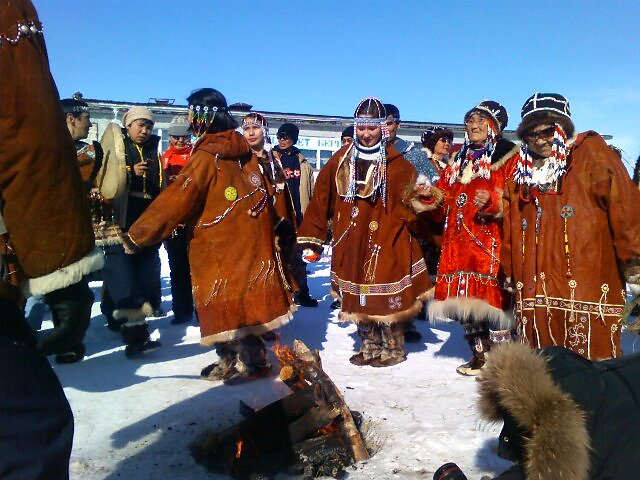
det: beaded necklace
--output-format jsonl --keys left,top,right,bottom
{"left": 448, "top": 121, "right": 497, "bottom": 185}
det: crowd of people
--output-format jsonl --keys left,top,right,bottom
{"left": 3, "top": 1, "right": 640, "bottom": 478}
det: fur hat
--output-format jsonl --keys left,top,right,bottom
{"left": 516, "top": 93, "right": 575, "bottom": 139}
{"left": 277, "top": 123, "right": 299, "bottom": 143}
{"left": 122, "top": 106, "right": 154, "bottom": 127}
{"left": 421, "top": 126, "right": 454, "bottom": 151}
{"left": 465, "top": 100, "right": 508, "bottom": 132}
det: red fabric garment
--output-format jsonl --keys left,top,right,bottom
{"left": 161, "top": 144, "right": 191, "bottom": 185}
{"left": 431, "top": 139, "right": 519, "bottom": 326}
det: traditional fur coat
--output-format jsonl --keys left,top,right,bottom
{"left": 501, "top": 132, "right": 640, "bottom": 359}
{"left": 430, "top": 138, "right": 519, "bottom": 326}
{"left": 127, "top": 130, "right": 295, "bottom": 345}
{"left": 0, "top": 0, "right": 102, "bottom": 302}
{"left": 479, "top": 342, "right": 640, "bottom": 480}
{"left": 298, "top": 142, "right": 432, "bottom": 325}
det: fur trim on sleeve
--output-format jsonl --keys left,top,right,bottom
{"left": 477, "top": 343, "right": 591, "bottom": 480}
{"left": 24, "top": 247, "right": 104, "bottom": 296}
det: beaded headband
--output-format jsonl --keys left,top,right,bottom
{"left": 189, "top": 104, "right": 227, "bottom": 138}
{"left": 63, "top": 105, "right": 89, "bottom": 114}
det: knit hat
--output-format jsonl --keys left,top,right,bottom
{"left": 521, "top": 93, "right": 571, "bottom": 120}
{"left": 465, "top": 100, "right": 508, "bottom": 132}
{"left": 341, "top": 125, "right": 354, "bottom": 140}
{"left": 421, "top": 126, "right": 454, "bottom": 151}
{"left": 168, "top": 116, "right": 191, "bottom": 136}
{"left": 122, "top": 106, "right": 154, "bottom": 127}
{"left": 383, "top": 103, "right": 400, "bottom": 122}
{"left": 277, "top": 123, "right": 299, "bottom": 143}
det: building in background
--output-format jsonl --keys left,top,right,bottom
{"left": 79, "top": 95, "right": 519, "bottom": 170}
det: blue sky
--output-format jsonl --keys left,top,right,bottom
{"left": 36, "top": 0, "right": 640, "bottom": 167}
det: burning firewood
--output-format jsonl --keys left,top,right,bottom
{"left": 191, "top": 339, "right": 370, "bottom": 479}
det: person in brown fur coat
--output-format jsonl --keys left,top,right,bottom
{"left": 125, "top": 88, "right": 295, "bottom": 384}
{"left": 1, "top": 0, "right": 102, "bottom": 476}
{"left": 298, "top": 97, "right": 432, "bottom": 367}
{"left": 502, "top": 93, "right": 640, "bottom": 360}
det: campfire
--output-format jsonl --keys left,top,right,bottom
{"left": 191, "top": 340, "right": 370, "bottom": 479}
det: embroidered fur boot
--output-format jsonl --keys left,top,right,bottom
{"left": 371, "top": 323, "right": 406, "bottom": 367}
{"left": 457, "top": 323, "right": 490, "bottom": 376}
{"left": 350, "top": 322, "right": 382, "bottom": 366}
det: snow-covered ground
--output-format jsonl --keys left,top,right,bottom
{"left": 45, "top": 248, "right": 639, "bottom": 480}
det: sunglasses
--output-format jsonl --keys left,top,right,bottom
{"left": 277, "top": 133, "right": 291, "bottom": 140}
{"left": 438, "top": 137, "right": 452, "bottom": 144}
{"left": 524, "top": 125, "right": 556, "bottom": 141}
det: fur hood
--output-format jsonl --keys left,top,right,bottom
{"left": 477, "top": 343, "right": 591, "bottom": 480}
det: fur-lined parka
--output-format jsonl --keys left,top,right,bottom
{"left": 0, "top": 0, "right": 103, "bottom": 303}
{"left": 297, "top": 142, "right": 432, "bottom": 325}
{"left": 502, "top": 132, "right": 640, "bottom": 359}
{"left": 127, "top": 130, "right": 295, "bottom": 345}
{"left": 479, "top": 342, "right": 640, "bottom": 480}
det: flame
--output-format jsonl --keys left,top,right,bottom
{"left": 273, "top": 342, "right": 309, "bottom": 389}
{"left": 315, "top": 420, "right": 339, "bottom": 437}
{"left": 235, "top": 439, "right": 243, "bottom": 459}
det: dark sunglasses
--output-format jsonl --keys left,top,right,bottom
{"left": 524, "top": 125, "right": 556, "bottom": 141}
{"left": 277, "top": 133, "right": 291, "bottom": 140}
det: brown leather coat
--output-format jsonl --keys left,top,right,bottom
{"left": 298, "top": 143, "right": 432, "bottom": 324}
{"left": 1, "top": 0, "right": 99, "bottom": 302}
{"left": 502, "top": 132, "right": 640, "bottom": 359}
{"left": 128, "top": 130, "right": 295, "bottom": 345}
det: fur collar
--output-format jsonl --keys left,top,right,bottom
{"left": 478, "top": 343, "right": 590, "bottom": 480}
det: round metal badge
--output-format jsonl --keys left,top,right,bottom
{"left": 368, "top": 220, "right": 379, "bottom": 231}
{"left": 224, "top": 186, "right": 238, "bottom": 201}
{"left": 456, "top": 193, "right": 468, "bottom": 207}
{"left": 560, "top": 205, "right": 574, "bottom": 218}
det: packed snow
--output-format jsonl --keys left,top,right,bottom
{"left": 43, "top": 248, "right": 639, "bottom": 480}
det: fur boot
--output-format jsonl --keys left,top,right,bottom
{"left": 223, "top": 335, "right": 271, "bottom": 385}
{"left": 371, "top": 323, "right": 406, "bottom": 367}
{"left": 456, "top": 322, "right": 490, "bottom": 376}
{"left": 350, "top": 322, "right": 382, "bottom": 366}
{"left": 117, "top": 303, "right": 160, "bottom": 358}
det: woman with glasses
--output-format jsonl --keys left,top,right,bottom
{"left": 428, "top": 101, "right": 519, "bottom": 376}
{"left": 501, "top": 93, "right": 640, "bottom": 360}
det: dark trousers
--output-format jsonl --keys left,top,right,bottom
{"left": 0, "top": 299, "right": 73, "bottom": 480}
{"left": 288, "top": 248, "right": 308, "bottom": 292}
{"left": 164, "top": 227, "right": 194, "bottom": 316}
{"left": 101, "top": 242, "right": 160, "bottom": 311}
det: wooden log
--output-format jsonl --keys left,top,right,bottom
{"left": 283, "top": 339, "right": 370, "bottom": 462}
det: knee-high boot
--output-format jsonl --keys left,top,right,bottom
{"left": 371, "top": 322, "right": 406, "bottom": 367}
{"left": 350, "top": 322, "right": 382, "bottom": 366}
